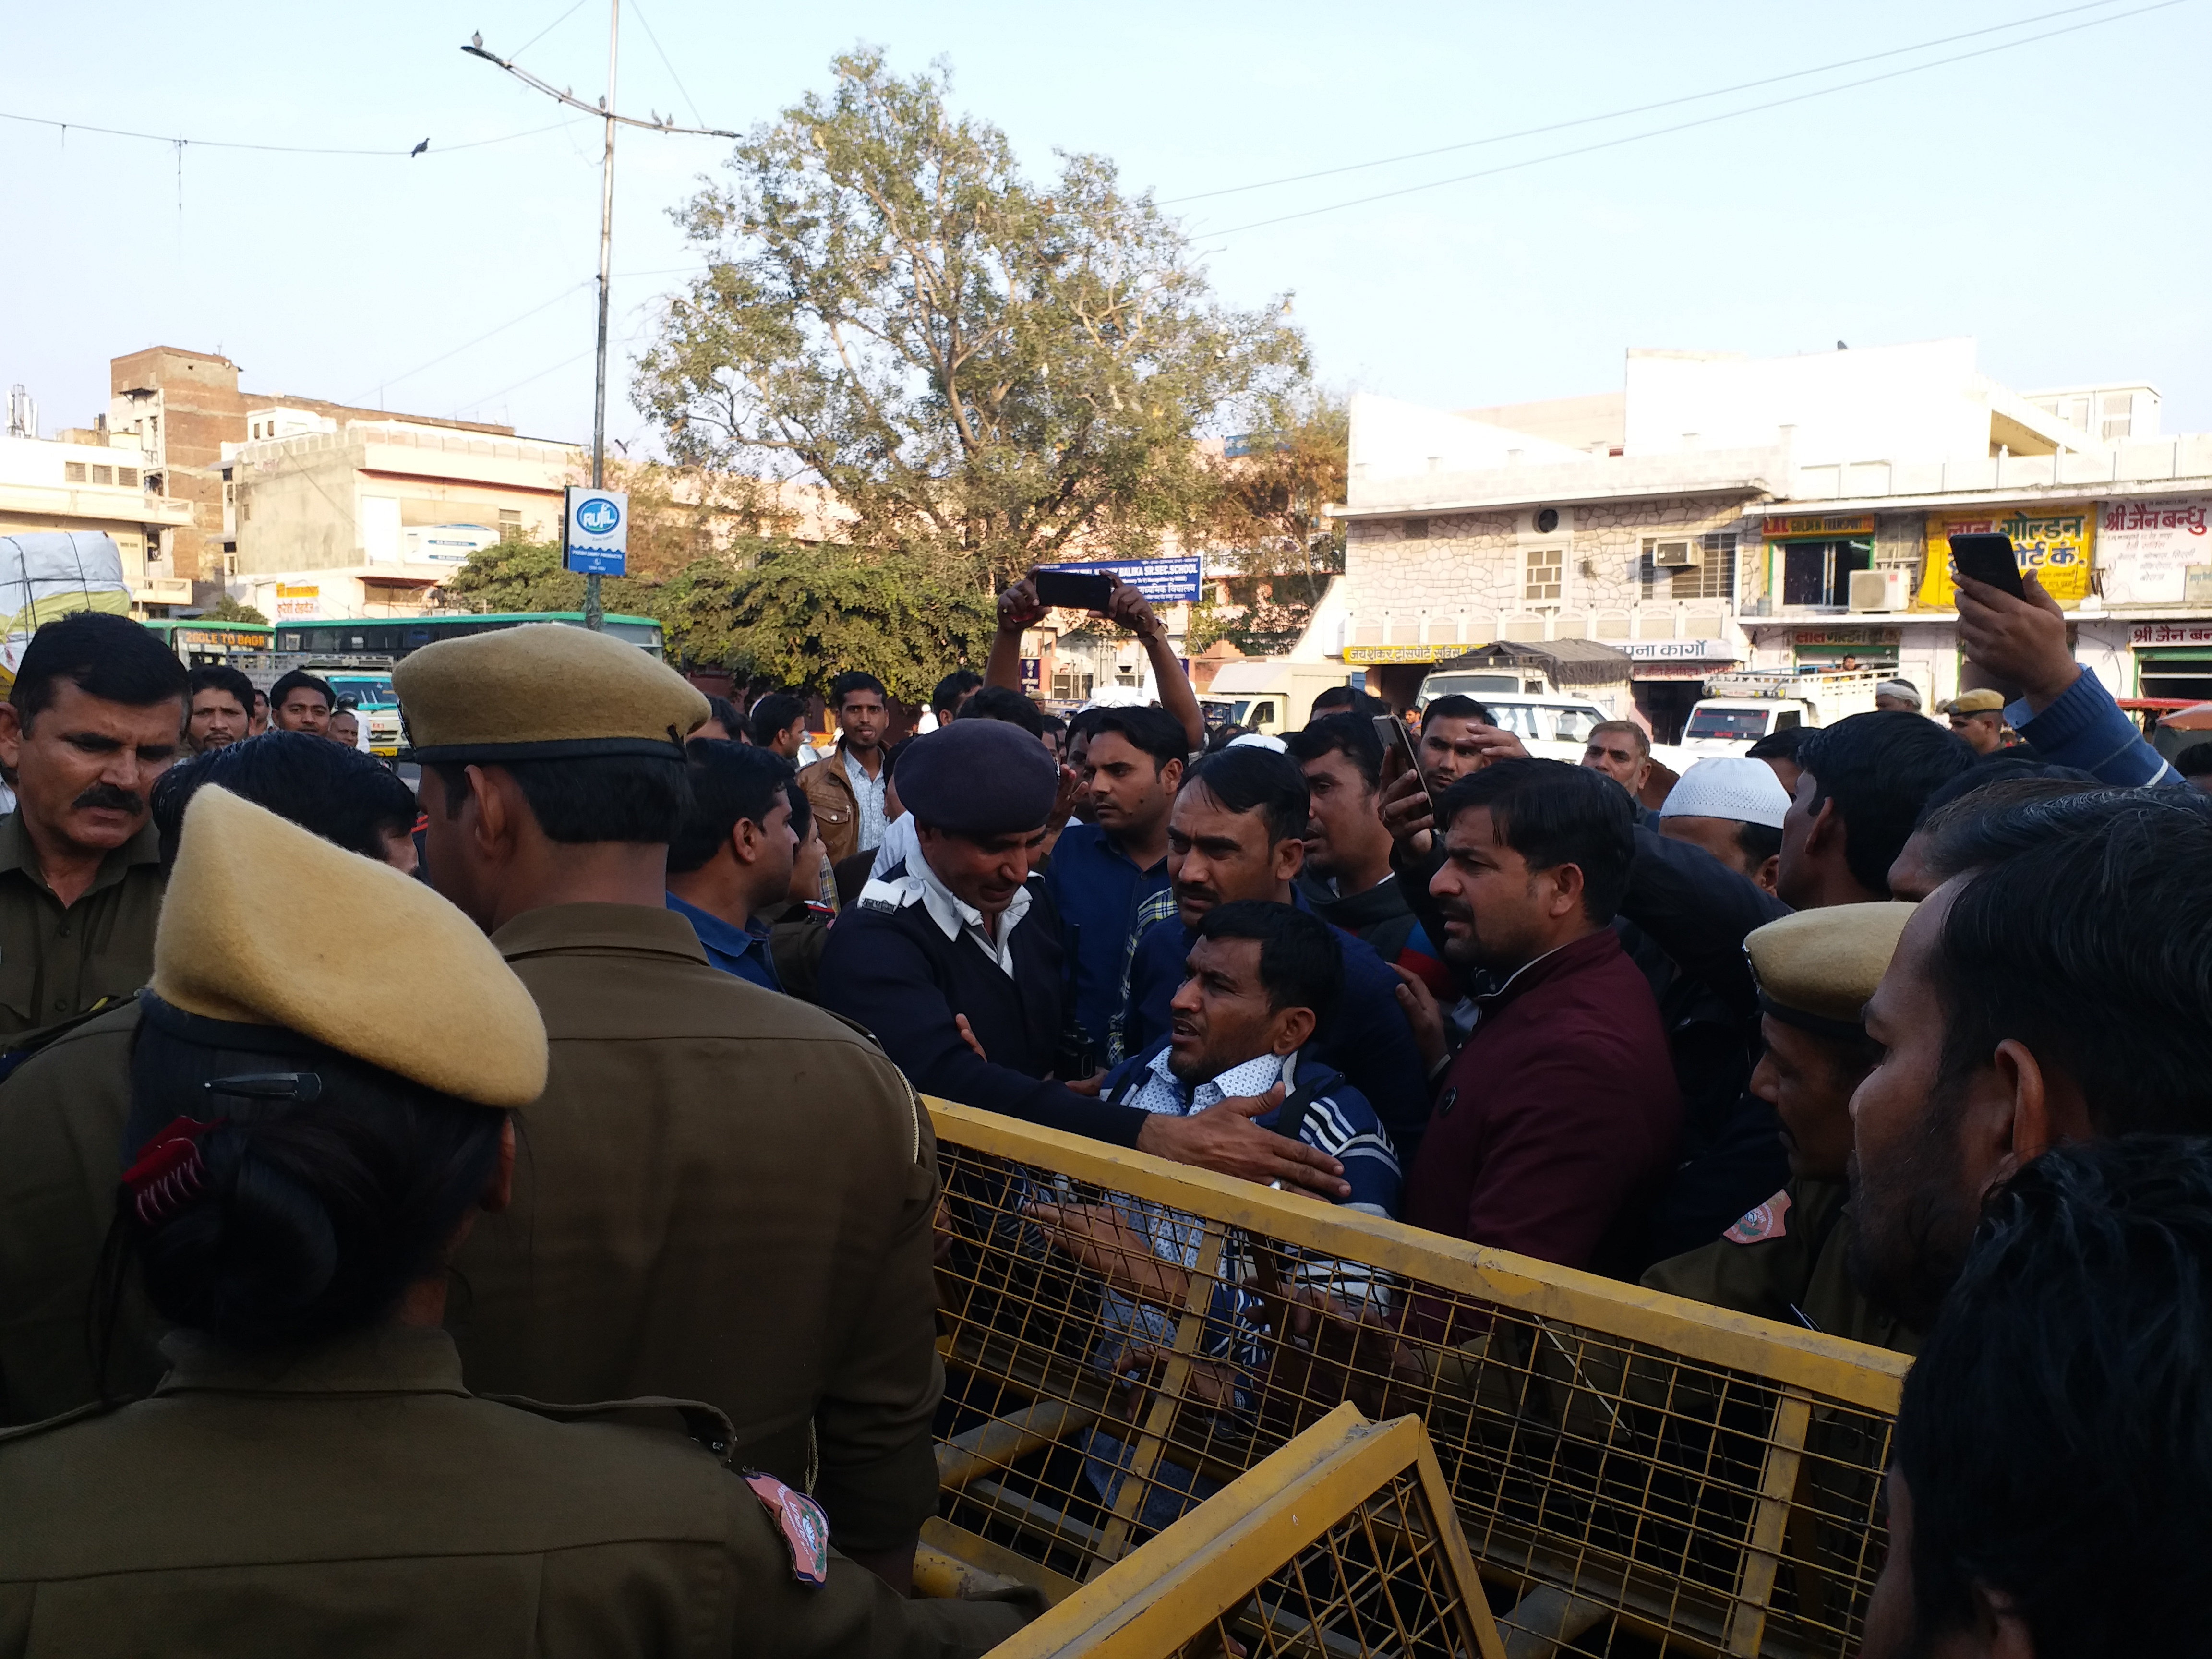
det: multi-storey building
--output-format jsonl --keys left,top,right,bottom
{"left": 0, "top": 428, "right": 195, "bottom": 614}
{"left": 1336, "top": 338, "right": 2212, "bottom": 733}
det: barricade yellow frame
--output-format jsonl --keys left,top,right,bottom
{"left": 926, "top": 1099, "right": 1910, "bottom": 1658}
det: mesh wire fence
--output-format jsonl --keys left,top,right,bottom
{"left": 988, "top": 1406, "right": 1504, "bottom": 1659}
{"left": 927, "top": 1104, "right": 1906, "bottom": 1659}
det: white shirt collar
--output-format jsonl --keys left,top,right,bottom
{"left": 1128, "top": 1045, "right": 1290, "bottom": 1117}
{"left": 912, "top": 844, "right": 1032, "bottom": 977}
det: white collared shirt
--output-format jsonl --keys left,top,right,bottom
{"left": 841, "top": 743, "right": 889, "bottom": 852}
{"left": 856, "top": 845, "right": 1033, "bottom": 978}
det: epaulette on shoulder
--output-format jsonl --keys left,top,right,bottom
{"left": 854, "top": 875, "right": 926, "bottom": 915}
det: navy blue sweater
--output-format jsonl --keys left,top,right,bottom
{"left": 817, "top": 874, "right": 1148, "bottom": 1148}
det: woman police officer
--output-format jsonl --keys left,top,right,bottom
{"left": 0, "top": 785, "right": 1028, "bottom": 1658}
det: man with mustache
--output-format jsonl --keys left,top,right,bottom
{"left": 0, "top": 612, "right": 186, "bottom": 1049}
{"left": 1119, "top": 745, "right": 1431, "bottom": 1160}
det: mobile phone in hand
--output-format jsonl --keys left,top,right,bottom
{"left": 1948, "top": 533, "right": 2026, "bottom": 600}
{"left": 1032, "top": 569, "right": 1116, "bottom": 612}
{"left": 1372, "top": 713, "right": 1439, "bottom": 814}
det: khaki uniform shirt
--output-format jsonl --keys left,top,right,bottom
{"left": 457, "top": 902, "right": 944, "bottom": 1556}
{"left": 0, "top": 813, "right": 163, "bottom": 1044}
{"left": 0, "top": 1001, "right": 149, "bottom": 1423}
{"left": 1641, "top": 1177, "right": 1920, "bottom": 1356}
{"left": 0, "top": 1327, "right": 1026, "bottom": 1659}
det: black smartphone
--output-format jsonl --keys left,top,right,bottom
{"left": 1372, "top": 713, "right": 1439, "bottom": 813}
{"left": 1949, "top": 532, "right": 2026, "bottom": 600}
{"left": 1032, "top": 569, "right": 1115, "bottom": 612}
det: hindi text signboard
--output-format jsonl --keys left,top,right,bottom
{"left": 2096, "top": 497, "right": 2212, "bottom": 605}
{"left": 1919, "top": 506, "right": 2094, "bottom": 608}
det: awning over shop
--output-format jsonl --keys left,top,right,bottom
{"left": 1431, "top": 638, "right": 1635, "bottom": 688}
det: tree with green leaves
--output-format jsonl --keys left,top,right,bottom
{"left": 440, "top": 540, "right": 662, "bottom": 619}
{"left": 635, "top": 48, "right": 1309, "bottom": 596}
{"left": 1187, "top": 390, "right": 1349, "bottom": 657}
{"left": 202, "top": 592, "right": 269, "bottom": 625}
{"left": 659, "top": 542, "right": 995, "bottom": 701}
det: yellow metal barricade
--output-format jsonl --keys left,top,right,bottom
{"left": 926, "top": 1100, "right": 1907, "bottom": 1658}
{"left": 989, "top": 1402, "right": 1506, "bottom": 1659}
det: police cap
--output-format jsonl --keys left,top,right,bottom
{"left": 1744, "top": 901, "right": 1917, "bottom": 1040}
{"left": 150, "top": 785, "right": 548, "bottom": 1107}
{"left": 394, "top": 622, "right": 709, "bottom": 764}
{"left": 895, "top": 720, "right": 1058, "bottom": 837}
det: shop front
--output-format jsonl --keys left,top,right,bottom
{"left": 2132, "top": 623, "right": 2212, "bottom": 705}
{"left": 1788, "top": 625, "right": 1902, "bottom": 675}
{"left": 1919, "top": 505, "right": 2095, "bottom": 608}
{"left": 1620, "top": 638, "right": 1743, "bottom": 742}
{"left": 1762, "top": 514, "right": 1875, "bottom": 609}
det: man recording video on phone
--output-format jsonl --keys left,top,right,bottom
{"left": 1948, "top": 538, "right": 2171, "bottom": 787}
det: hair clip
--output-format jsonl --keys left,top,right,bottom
{"left": 202, "top": 1072, "right": 324, "bottom": 1103}
{"left": 120, "top": 1115, "right": 221, "bottom": 1228}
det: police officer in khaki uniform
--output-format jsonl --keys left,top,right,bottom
{"left": 0, "top": 733, "right": 433, "bottom": 1423}
{"left": 395, "top": 625, "right": 942, "bottom": 1590}
{"left": 1642, "top": 902, "right": 1921, "bottom": 1355}
{"left": 0, "top": 786, "right": 1027, "bottom": 1657}
{"left": 0, "top": 612, "right": 187, "bottom": 1051}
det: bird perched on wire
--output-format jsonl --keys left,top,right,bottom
{"left": 410, "top": 138, "right": 430, "bottom": 158}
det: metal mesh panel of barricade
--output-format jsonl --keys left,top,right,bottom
{"left": 926, "top": 1102, "right": 1907, "bottom": 1659}
{"left": 984, "top": 1404, "right": 1506, "bottom": 1659}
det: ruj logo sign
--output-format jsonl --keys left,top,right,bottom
{"left": 563, "top": 486, "right": 630, "bottom": 577}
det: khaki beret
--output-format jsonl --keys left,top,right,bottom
{"left": 1744, "top": 901, "right": 1918, "bottom": 1039}
{"left": 1945, "top": 688, "right": 2007, "bottom": 715}
{"left": 393, "top": 622, "right": 709, "bottom": 763}
{"left": 151, "top": 786, "right": 548, "bottom": 1107}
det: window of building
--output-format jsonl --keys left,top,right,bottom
{"left": 1638, "top": 532, "right": 1738, "bottom": 601}
{"left": 90, "top": 465, "right": 112, "bottom": 486}
{"left": 1404, "top": 518, "right": 1429, "bottom": 539}
{"left": 1523, "top": 544, "right": 1563, "bottom": 601}
{"left": 1779, "top": 538, "right": 1872, "bottom": 609}
{"left": 498, "top": 508, "right": 523, "bottom": 542}
{"left": 117, "top": 467, "right": 138, "bottom": 488}
{"left": 2101, "top": 393, "right": 2134, "bottom": 442}
{"left": 64, "top": 461, "right": 86, "bottom": 483}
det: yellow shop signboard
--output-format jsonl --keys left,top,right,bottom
{"left": 1919, "top": 505, "right": 2094, "bottom": 608}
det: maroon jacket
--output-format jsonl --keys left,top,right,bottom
{"left": 1403, "top": 927, "right": 1682, "bottom": 1275}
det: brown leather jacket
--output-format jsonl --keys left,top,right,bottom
{"left": 797, "top": 746, "right": 868, "bottom": 866}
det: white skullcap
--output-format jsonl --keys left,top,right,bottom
{"left": 1226, "top": 732, "right": 1288, "bottom": 752}
{"left": 1876, "top": 677, "right": 1923, "bottom": 709}
{"left": 1659, "top": 756, "right": 1792, "bottom": 829}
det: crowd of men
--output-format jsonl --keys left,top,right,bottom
{"left": 0, "top": 552, "right": 2205, "bottom": 1656}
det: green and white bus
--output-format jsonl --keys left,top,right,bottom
{"left": 270, "top": 612, "right": 665, "bottom": 661}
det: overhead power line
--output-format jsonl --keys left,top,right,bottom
{"left": 1199, "top": 0, "right": 2190, "bottom": 237}
{"left": 1164, "top": 0, "right": 2141, "bottom": 205}
{"left": 343, "top": 280, "right": 594, "bottom": 405}
{"left": 0, "top": 108, "right": 580, "bottom": 157}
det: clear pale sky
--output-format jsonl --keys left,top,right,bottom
{"left": 3, "top": 0, "right": 2205, "bottom": 452}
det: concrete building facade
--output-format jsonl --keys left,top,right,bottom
{"left": 105, "top": 347, "right": 521, "bottom": 590}
{"left": 222, "top": 418, "right": 575, "bottom": 622}
{"left": 1337, "top": 338, "right": 2212, "bottom": 731}
{"left": 0, "top": 432, "right": 196, "bottom": 613}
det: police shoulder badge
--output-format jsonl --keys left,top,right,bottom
{"left": 744, "top": 1470, "right": 830, "bottom": 1586}
{"left": 1724, "top": 1189, "right": 1793, "bottom": 1246}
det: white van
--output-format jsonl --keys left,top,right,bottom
{"left": 1677, "top": 670, "right": 1882, "bottom": 757}
{"left": 1416, "top": 688, "right": 1612, "bottom": 765}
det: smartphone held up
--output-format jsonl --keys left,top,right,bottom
{"left": 1948, "top": 532, "right": 2026, "bottom": 600}
{"left": 1031, "top": 569, "right": 1116, "bottom": 613}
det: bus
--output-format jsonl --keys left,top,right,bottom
{"left": 142, "top": 619, "right": 276, "bottom": 666}
{"left": 270, "top": 611, "right": 665, "bottom": 661}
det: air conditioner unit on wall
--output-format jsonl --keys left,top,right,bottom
{"left": 1849, "top": 569, "right": 1908, "bottom": 612}
{"left": 1652, "top": 542, "right": 1700, "bottom": 568}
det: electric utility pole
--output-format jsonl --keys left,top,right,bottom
{"left": 462, "top": 12, "right": 736, "bottom": 630}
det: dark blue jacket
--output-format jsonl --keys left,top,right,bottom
{"left": 2010, "top": 672, "right": 2175, "bottom": 785}
{"left": 1120, "top": 890, "right": 1431, "bottom": 1160}
{"left": 1043, "top": 821, "right": 1170, "bottom": 1050}
{"left": 1102, "top": 1038, "right": 1401, "bottom": 1219}
{"left": 817, "top": 869, "right": 1148, "bottom": 1148}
